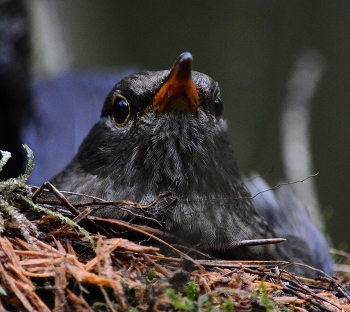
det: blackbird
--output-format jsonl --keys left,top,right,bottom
{"left": 51, "top": 52, "right": 332, "bottom": 275}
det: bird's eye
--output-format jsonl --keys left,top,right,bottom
{"left": 214, "top": 95, "right": 224, "bottom": 119}
{"left": 112, "top": 95, "right": 130, "bottom": 126}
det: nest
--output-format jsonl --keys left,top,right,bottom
{"left": 0, "top": 146, "right": 350, "bottom": 311}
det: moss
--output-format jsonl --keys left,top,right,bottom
{"left": 0, "top": 145, "right": 95, "bottom": 250}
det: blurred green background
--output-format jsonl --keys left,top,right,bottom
{"left": 26, "top": 1, "right": 350, "bottom": 248}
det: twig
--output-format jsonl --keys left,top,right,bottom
{"left": 321, "top": 276, "right": 350, "bottom": 302}
{"left": 90, "top": 216, "right": 176, "bottom": 240}
{"left": 250, "top": 173, "right": 319, "bottom": 200}
{"left": 90, "top": 216, "right": 206, "bottom": 273}
{"left": 32, "top": 182, "right": 110, "bottom": 237}
{"left": 223, "top": 238, "right": 286, "bottom": 249}
{"left": 197, "top": 259, "right": 289, "bottom": 268}
{"left": 283, "top": 285, "right": 334, "bottom": 312}
{"left": 49, "top": 208, "right": 92, "bottom": 235}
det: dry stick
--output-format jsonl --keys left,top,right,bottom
{"left": 95, "top": 236, "right": 127, "bottom": 311}
{"left": 249, "top": 173, "right": 319, "bottom": 200}
{"left": 0, "top": 262, "right": 34, "bottom": 311}
{"left": 279, "top": 264, "right": 342, "bottom": 311}
{"left": 49, "top": 208, "right": 92, "bottom": 235}
{"left": 320, "top": 276, "right": 350, "bottom": 302}
{"left": 244, "top": 267, "right": 291, "bottom": 280}
{"left": 91, "top": 216, "right": 176, "bottom": 240}
{"left": 147, "top": 254, "right": 182, "bottom": 263}
{"left": 66, "top": 289, "right": 94, "bottom": 312}
{"left": 222, "top": 238, "right": 286, "bottom": 249}
{"left": 283, "top": 285, "right": 334, "bottom": 312}
{"left": 100, "top": 286, "right": 119, "bottom": 312}
{"left": 288, "top": 279, "right": 342, "bottom": 311}
{"left": 56, "top": 190, "right": 173, "bottom": 204}
{"left": 237, "top": 238, "right": 286, "bottom": 247}
{"left": 197, "top": 259, "right": 288, "bottom": 268}
{"left": 90, "top": 216, "right": 206, "bottom": 273}
{"left": 279, "top": 262, "right": 331, "bottom": 281}
{"left": 245, "top": 266, "right": 317, "bottom": 289}
{"left": 36, "top": 191, "right": 172, "bottom": 210}
{"left": 36, "top": 191, "right": 173, "bottom": 226}
{"left": 54, "top": 252, "right": 68, "bottom": 312}
{"left": 245, "top": 267, "right": 337, "bottom": 311}
{"left": 32, "top": 182, "right": 110, "bottom": 237}
{"left": 171, "top": 243, "right": 217, "bottom": 259}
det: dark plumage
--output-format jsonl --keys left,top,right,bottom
{"left": 52, "top": 53, "right": 332, "bottom": 275}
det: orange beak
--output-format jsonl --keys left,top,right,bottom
{"left": 153, "top": 52, "right": 200, "bottom": 115}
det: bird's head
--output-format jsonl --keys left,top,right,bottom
{"left": 101, "top": 52, "right": 223, "bottom": 124}
{"left": 74, "top": 53, "right": 244, "bottom": 201}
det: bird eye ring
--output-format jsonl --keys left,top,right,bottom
{"left": 214, "top": 95, "right": 224, "bottom": 119}
{"left": 112, "top": 94, "right": 131, "bottom": 126}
